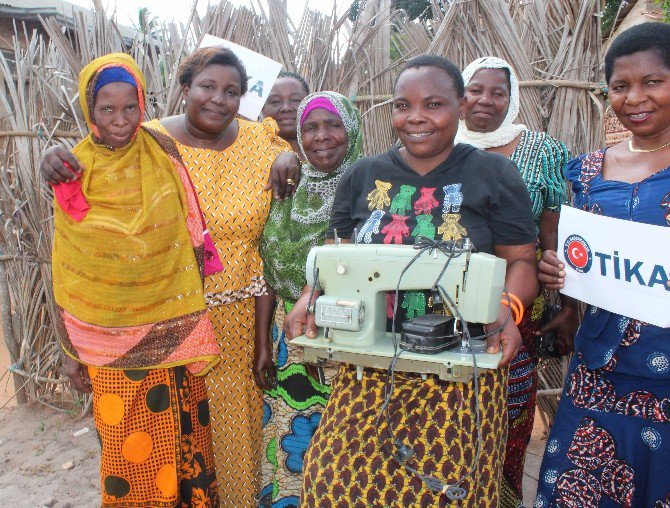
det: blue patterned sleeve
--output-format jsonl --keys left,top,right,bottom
{"left": 564, "top": 154, "right": 587, "bottom": 209}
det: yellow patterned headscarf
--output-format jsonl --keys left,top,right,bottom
{"left": 52, "top": 53, "right": 219, "bottom": 375}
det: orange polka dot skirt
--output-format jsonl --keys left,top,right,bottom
{"left": 90, "top": 366, "right": 218, "bottom": 507}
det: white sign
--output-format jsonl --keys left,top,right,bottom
{"left": 198, "top": 34, "right": 283, "bottom": 120}
{"left": 557, "top": 206, "right": 670, "bottom": 327}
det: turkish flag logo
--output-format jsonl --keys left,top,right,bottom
{"left": 564, "top": 234, "right": 592, "bottom": 273}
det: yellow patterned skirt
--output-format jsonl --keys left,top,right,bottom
{"left": 206, "top": 298, "right": 263, "bottom": 507}
{"left": 301, "top": 365, "right": 508, "bottom": 507}
{"left": 90, "top": 366, "right": 217, "bottom": 507}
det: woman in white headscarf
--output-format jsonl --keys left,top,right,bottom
{"left": 456, "top": 56, "right": 576, "bottom": 508}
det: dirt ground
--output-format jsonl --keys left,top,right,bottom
{"left": 0, "top": 403, "right": 99, "bottom": 507}
{"left": 0, "top": 402, "right": 548, "bottom": 507}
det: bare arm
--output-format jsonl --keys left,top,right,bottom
{"left": 253, "top": 284, "right": 277, "bottom": 390}
{"left": 538, "top": 209, "right": 560, "bottom": 252}
{"left": 487, "top": 243, "right": 539, "bottom": 367}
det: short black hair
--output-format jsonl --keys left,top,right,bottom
{"left": 605, "top": 22, "right": 670, "bottom": 83}
{"left": 395, "top": 55, "right": 465, "bottom": 97}
{"left": 178, "top": 46, "right": 249, "bottom": 95}
{"left": 277, "top": 71, "right": 310, "bottom": 95}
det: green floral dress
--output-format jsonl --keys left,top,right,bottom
{"left": 258, "top": 92, "right": 362, "bottom": 508}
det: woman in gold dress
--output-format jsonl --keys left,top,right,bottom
{"left": 43, "top": 47, "right": 298, "bottom": 507}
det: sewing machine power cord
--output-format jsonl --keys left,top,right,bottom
{"left": 376, "top": 237, "right": 512, "bottom": 502}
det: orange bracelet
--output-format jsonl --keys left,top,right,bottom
{"left": 506, "top": 292, "right": 524, "bottom": 316}
{"left": 500, "top": 299, "right": 521, "bottom": 325}
{"left": 500, "top": 292, "right": 524, "bottom": 325}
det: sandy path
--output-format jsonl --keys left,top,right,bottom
{"left": 0, "top": 401, "right": 548, "bottom": 507}
{"left": 0, "top": 403, "right": 99, "bottom": 507}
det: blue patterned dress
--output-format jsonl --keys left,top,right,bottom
{"left": 535, "top": 149, "right": 670, "bottom": 507}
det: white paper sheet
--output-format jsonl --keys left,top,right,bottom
{"left": 557, "top": 206, "right": 670, "bottom": 327}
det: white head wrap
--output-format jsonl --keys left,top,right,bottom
{"left": 455, "top": 56, "right": 527, "bottom": 149}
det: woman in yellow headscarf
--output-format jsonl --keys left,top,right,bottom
{"left": 52, "top": 53, "right": 221, "bottom": 508}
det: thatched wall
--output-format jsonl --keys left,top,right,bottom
{"left": 0, "top": 0, "right": 605, "bottom": 410}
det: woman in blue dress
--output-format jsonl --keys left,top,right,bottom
{"left": 535, "top": 22, "right": 670, "bottom": 507}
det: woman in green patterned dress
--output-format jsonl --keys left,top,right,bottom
{"left": 455, "top": 56, "right": 574, "bottom": 507}
{"left": 254, "top": 91, "right": 363, "bottom": 508}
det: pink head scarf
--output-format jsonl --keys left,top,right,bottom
{"left": 299, "top": 97, "right": 340, "bottom": 126}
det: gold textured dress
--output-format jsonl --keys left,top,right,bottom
{"left": 146, "top": 117, "right": 288, "bottom": 507}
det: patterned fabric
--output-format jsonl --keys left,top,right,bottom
{"left": 328, "top": 145, "right": 536, "bottom": 253}
{"left": 145, "top": 117, "right": 287, "bottom": 298}
{"left": 53, "top": 54, "right": 219, "bottom": 376}
{"left": 300, "top": 365, "right": 509, "bottom": 507}
{"left": 146, "top": 117, "right": 289, "bottom": 506}
{"left": 509, "top": 130, "right": 569, "bottom": 228}
{"left": 259, "top": 92, "right": 361, "bottom": 504}
{"left": 318, "top": 144, "right": 534, "bottom": 506}
{"left": 90, "top": 366, "right": 217, "bottom": 507}
{"left": 204, "top": 276, "right": 267, "bottom": 307}
{"left": 208, "top": 300, "right": 263, "bottom": 507}
{"left": 501, "top": 313, "right": 539, "bottom": 508}
{"left": 57, "top": 309, "right": 218, "bottom": 376}
{"left": 261, "top": 91, "right": 363, "bottom": 301}
{"left": 501, "top": 129, "right": 569, "bottom": 506}
{"left": 259, "top": 300, "right": 336, "bottom": 508}
{"left": 536, "top": 151, "right": 670, "bottom": 506}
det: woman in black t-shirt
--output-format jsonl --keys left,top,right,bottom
{"left": 285, "top": 55, "right": 537, "bottom": 507}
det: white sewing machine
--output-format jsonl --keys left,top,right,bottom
{"left": 290, "top": 242, "right": 507, "bottom": 382}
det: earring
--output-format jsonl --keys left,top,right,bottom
{"left": 181, "top": 98, "right": 186, "bottom": 107}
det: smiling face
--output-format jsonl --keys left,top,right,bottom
{"left": 300, "top": 108, "right": 348, "bottom": 173}
{"left": 463, "top": 68, "right": 511, "bottom": 133}
{"left": 608, "top": 49, "right": 670, "bottom": 142}
{"left": 392, "top": 66, "right": 466, "bottom": 174}
{"left": 183, "top": 64, "right": 242, "bottom": 136}
{"left": 261, "top": 77, "right": 307, "bottom": 141}
{"left": 92, "top": 82, "right": 141, "bottom": 148}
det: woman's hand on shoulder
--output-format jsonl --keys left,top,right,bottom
{"left": 40, "top": 145, "right": 82, "bottom": 185}
{"left": 538, "top": 250, "right": 565, "bottom": 290}
{"left": 265, "top": 152, "right": 301, "bottom": 201}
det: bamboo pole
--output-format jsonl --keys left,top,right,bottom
{"left": 354, "top": 79, "right": 606, "bottom": 102}
{"left": 0, "top": 254, "right": 28, "bottom": 404}
{"left": 0, "top": 130, "right": 81, "bottom": 138}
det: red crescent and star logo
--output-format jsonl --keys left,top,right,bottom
{"left": 564, "top": 234, "right": 592, "bottom": 273}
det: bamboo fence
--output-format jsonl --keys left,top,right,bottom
{"left": 0, "top": 0, "right": 605, "bottom": 417}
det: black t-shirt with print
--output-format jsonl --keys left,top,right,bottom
{"left": 327, "top": 143, "right": 536, "bottom": 254}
